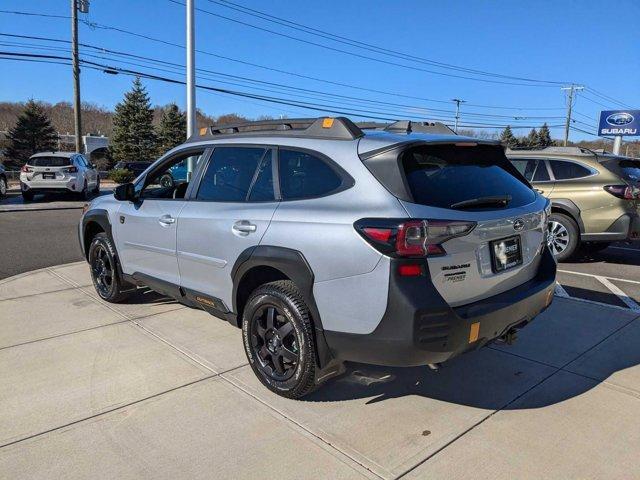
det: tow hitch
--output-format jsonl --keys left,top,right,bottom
{"left": 496, "top": 327, "right": 519, "bottom": 345}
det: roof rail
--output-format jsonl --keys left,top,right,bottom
{"left": 506, "top": 146, "right": 598, "bottom": 156}
{"left": 192, "top": 117, "right": 364, "bottom": 141}
{"left": 357, "top": 120, "right": 455, "bottom": 135}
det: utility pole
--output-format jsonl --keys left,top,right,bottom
{"left": 186, "top": 0, "right": 196, "bottom": 178}
{"left": 71, "top": 0, "right": 82, "bottom": 153}
{"left": 561, "top": 84, "right": 584, "bottom": 146}
{"left": 452, "top": 98, "right": 466, "bottom": 133}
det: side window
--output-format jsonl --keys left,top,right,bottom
{"left": 549, "top": 160, "right": 592, "bottom": 180}
{"left": 248, "top": 150, "right": 275, "bottom": 202}
{"left": 279, "top": 149, "right": 344, "bottom": 200}
{"left": 196, "top": 147, "right": 269, "bottom": 202}
{"left": 511, "top": 159, "right": 537, "bottom": 181}
{"left": 532, "top": 160, "right": 550, "bottom": 182}
{"left": 75, "top": 156, "right": 87, "bottom": 168}
{"left": 140, "top": 149, "right": 206, "bottom": 199}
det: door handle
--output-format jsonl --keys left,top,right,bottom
{"left": 158, "top": 214, "right": 176, "bottom": 226}
{"left": 232, "top": 220, "right": 257, "bottom": 235}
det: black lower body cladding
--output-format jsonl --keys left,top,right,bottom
{"left": 324, "top": 246, "right": 557, "bottom": 367}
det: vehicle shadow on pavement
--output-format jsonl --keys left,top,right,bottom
{"left": 305, "top": 334, "right": 640, "bottom": 409}
{"left": 126, "top": 287, "right": 180, "bottom": 306}
{"left": 570, "top": 249, "right": 640, "bottom": 267}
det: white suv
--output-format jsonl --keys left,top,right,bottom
{"left": 79, "top": 117, "right": 556, "bottom": 399}
{"left": 20, "top": 152, "right": 100, "bottom": 201}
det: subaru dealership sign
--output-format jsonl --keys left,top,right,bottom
{"left": 598, "top": 110, "right": 640, "bottom": 136}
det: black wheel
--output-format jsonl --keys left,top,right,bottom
{"left": 21, "top": 189, "right": 34, "bottom": 202}
{"left": 92, "top": 176, "right": 100, "bottom": 194}
{"left": 78, "top": 180, "right": 89, "bottom": 200}
{"left": 0, "top": 176, "right": 7, "bottom": 198}
{"left": 88, "top": 232, "right": 133, "bottom": 303}
{"left": 242, "top": 280, "right": 318, "bottom": 399}
{"left": 547, "top": 213, "right": 579, "bottom": 262}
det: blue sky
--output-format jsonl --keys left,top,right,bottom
{"left": 1, "top": 0, "right": 638, "bottom": 141}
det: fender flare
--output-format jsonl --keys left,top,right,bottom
{"left": 550, "top": 199, "right": 584, "bottom": 233}
{"left": 80, "top": 208, "right": 113, "bottom": 258}
{"left": 231, "top": 245, "right": 334, "bottom": 368}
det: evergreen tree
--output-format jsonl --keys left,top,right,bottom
{"left": 6, "top": 100, "right": 59, "bottom": 166}
{"left": 110, "top": 77, "right": 157, "bottom": 163}
{"left": 526, "top": 128, "right": 540, "bottom": 147}
{"left": 538, "top": 123, "right": 554, "bottom": 147}
{"left": 157, "top": 103, "right": 186, "bottom": 154}
{"left": 500, "top": 125, "right": 519, "bottom": 148}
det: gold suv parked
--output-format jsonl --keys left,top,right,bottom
{"left": 507, "top": 146, "right": 640, "bottom": 261}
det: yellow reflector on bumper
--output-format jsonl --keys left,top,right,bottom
{"left": 469, "top": 322, "right": 480, "bottom": 343}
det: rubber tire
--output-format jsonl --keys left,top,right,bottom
{"left": 92, "top": 177, "right": 100, "bottom": 195}
{"left": 88, "top": 232, "right": 133, "bottom": 303}
{"left": 78, "top": 180, "right": 89, "bottom": 200}
{"left": 21, "top": 190, "right": 34, "bottom": 202}
{"left": 242, "top": 280, "right": 318, "bottom": 399}
{"left": 0, "top": 177, "right": 7, "bottom": 198}
{"left": 549, "top": 213, "right": 579, "bottom": 262}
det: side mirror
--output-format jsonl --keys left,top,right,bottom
{"left": 114, "top": 183, "right": 137, "bottom": 202}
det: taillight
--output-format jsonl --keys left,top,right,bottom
{"left": 64, "top": 166, "right": 78, "bottom": 173}
{"left": 21, "top": 165, "right": 33, "bottom": 173}
{"left": 355, "top": 218, "right": 476, "bottom": 257}
{"left": 603, "top": 185, "right": 638, "bottom": 200}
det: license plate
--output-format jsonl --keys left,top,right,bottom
{"left": 42, "top": 173, "right": 55, "bottom": 179}
{"left": 490, "top": 235, "right": 522, "bottom": 273}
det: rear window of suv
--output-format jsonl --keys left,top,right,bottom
{"left": 401, "top": 144, "right": 536, "bottom": 210}
{"left": 28, "top": 156, "right": 72, "bottom": 167}
{"left": 601, "top": 158, "right": 640, "bottom": 185}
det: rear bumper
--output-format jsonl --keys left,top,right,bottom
{"left": 324, "top": 246, "right": 557, "bottom": 367}
{"left": 21, "top": 178, "right": 80, "bottom": 193}
{"left": 581, "top": 212, "right": 640, "bottom": 242}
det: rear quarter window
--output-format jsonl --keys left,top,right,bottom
{"left": 402, "top": 144, "right": 536, "bottom": 209}
{"left": 278, "top": 148, "right": 350, "bottom": 200}
{"left": 548, "top": 160, "right": 592, "bottom": 180}
{"left": 601, "top": 158, "right": 640, "bottom": 185}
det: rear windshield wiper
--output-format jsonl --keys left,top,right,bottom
{"left": 450, "top": 195, "right": 512, "bottom": 210}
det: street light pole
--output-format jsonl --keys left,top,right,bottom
{"left": 452, "top": 98, "right": 465, "bottom": 133}
{"left": 71, "top": 0, "right": 82, "bottom": 153}
{"left": 186, "top": 0, "right": 196, "bottom": 178}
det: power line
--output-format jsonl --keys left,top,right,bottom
{"left": 204, "top": 0, "right": 566, "bottom": 85}
{"left": 166, "top": 0, "right": 561, "bottom": 88}
{"left": 585, "top": 87, "right": 633, "bottom": 109}
{"left": 0, "top": 32, "right": 567, "bottom": 120}
{"left": 0, "top": 50, "right": 565, "bottom": 131}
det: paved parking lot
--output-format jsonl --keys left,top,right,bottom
{"left": 1, "top": 262, "right": 639, "bottom": 479}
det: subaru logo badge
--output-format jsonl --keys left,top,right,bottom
{"left": 513, "top": 219, "right": 525, "bottom": 231}
{"left": 606, "top": 112, "right": 634, "bottom": 126}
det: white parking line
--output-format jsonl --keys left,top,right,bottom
{"left": 558, "top": 269, "right": 640, "bottom": 285}
{"left": 554, "top": 283, "right": 570, "bottom": 298}
{"left": 596, "top": 277, "right": 640, "bottom": 312}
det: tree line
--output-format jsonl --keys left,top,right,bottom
{"left": 2, "top": 77, "right": 638, "bottom": 168}
{"left": 499, "top": 124, "right": 554, "bottom": 149}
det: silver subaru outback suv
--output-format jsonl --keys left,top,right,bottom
{"left": 79, "top": 117, "right": 556, "bottom": 398}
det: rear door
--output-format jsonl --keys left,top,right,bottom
{"left": 389, "top": 143, "right": 547, "bottom": 307}
{"left": 176, "top": 146, "right": 279, "bottom": 310}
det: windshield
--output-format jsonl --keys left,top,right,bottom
{"left": 29, "top": 156, "right": 73, "bottom": 167}
{"left": 402, "top": 144, "right": 536, "bottom": 210}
